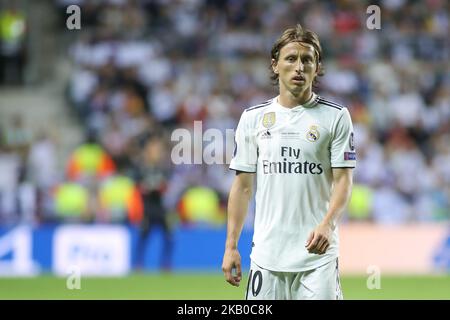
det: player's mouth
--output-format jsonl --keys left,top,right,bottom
{"left": 292, "top": 75, "right": 306, "bottom": 84}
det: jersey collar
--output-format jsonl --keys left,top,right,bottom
{"left": 274, "top": 92, "right": 319, "bottom": 112}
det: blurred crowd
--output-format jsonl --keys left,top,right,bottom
{"left": 0, "top": 0, "right": 449, "bottom": 227}
{"left": 0, "top": 1, "right": 27, "bottom": 85}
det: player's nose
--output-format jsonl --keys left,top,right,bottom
{"left": 295, "top": 61, "right": 304, "bottom": 73}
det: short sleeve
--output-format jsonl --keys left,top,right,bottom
{"left": 330, "top": 108, "right": 356, "bottom": 168}
{"left": 229, "top": 111, "right": 257, "bottom": 173}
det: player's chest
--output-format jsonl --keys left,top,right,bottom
{"left": 255, "top": 111, "right": 330, "bottom": 157}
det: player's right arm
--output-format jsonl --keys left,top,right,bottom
{"left": 222, "top": 171, "right": 254, "bottom": 287}
{"left": 223, "top": 108, "right": 257, "bottom": 286}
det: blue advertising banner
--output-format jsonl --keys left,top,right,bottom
{"left": 0, "top": 225, "right": 253, "bottom": 276}
{"left": 1, "top": 224, "right": 448, "bottom": 276}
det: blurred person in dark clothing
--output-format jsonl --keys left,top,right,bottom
{"left": 135, "top": 134, "right": 173, "bottom": 271}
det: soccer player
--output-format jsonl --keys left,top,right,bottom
{"left": 222, "top": 24, "right": 356, "bottom": 300}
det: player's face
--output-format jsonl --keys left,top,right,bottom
{"left": 272, "top": 42, "right": 318, "bottom": 95}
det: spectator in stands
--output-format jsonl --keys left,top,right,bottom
{"left": 66, "top": 132, "right": 116, "bottom": 183}
{"left": 27, "top": 131, "right": 58, "bottom": 222}
{"left": 98, "top": 172, "right": 143, "bottom": 224}
{"left": 3, "top": 114, "right": 32, "bottom": 161}
{"left": 0, "top": 1, "right": 27, "bottom": 85}
{"left": 0, "top": 140, "right": 21, "bottom": 224}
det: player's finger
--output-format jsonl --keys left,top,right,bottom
{"left": 229, "top": 263, "right": 241, "bottom": 286}
{"left": 230, "top": 269, "right": 241, "bottom": 286}
{"left": 222, "top": 265, "right": 235, "bottom": 285}
{"left": 306, "top": 233, "right": 320, "bottom": 251}
{"left": 305, "top": 231, "right": 315, "bottom": 247}
{"left": 225, "top": 263, "right": 241, "bottom": 287}
{"left": 318, "top": 236, "right": 328, "bottom": 249}
{"left": 234, "top": 262, "right": 242, "bottom": 281}
{"left": 317, "top": 239, "right": 329, "bottom": 254}
{"left": 228, "top": 274, "right": 239, "bottom": 286}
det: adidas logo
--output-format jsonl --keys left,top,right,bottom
{"left": 261, "top": 130, "right": 272, "bottom": 139}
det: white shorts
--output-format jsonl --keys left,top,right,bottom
{"left": 245, "top": 259, "right": 343, "bottom": 300}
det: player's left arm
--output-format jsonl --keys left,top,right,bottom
{"left": 306, "top": 167, "right": 353, "bottom": 254}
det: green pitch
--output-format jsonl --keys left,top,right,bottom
{"left": 0, "top": 273, "right": 449, "bottom": 299}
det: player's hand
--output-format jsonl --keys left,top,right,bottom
{"left": 305, "top": 223, "right": 332, "bottom": 255}
{"left": 222, "top": 248, "right": 242, "bottom": 287}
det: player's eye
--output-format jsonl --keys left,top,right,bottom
{"left": 286, "top": 56, "right": 296, "bottom": 62}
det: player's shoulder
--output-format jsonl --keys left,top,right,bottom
{"left": 315, "top": 96, "right": 348, "bottom": 115}
{"left": 241, "top": 98, "right": 275, "bottom": 127}
{"left": 244, "top": 98, "right": 275, "bottom": 114}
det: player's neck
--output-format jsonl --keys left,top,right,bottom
{"left": 278, "top": 87, "right": 313, "bottom": 109}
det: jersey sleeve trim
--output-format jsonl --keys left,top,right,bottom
{"left": 233, "top": 169, "right": 257, "bottom": 175}
{"left": 331, "top": 166, "right": 355, "bottom": 169}
{"left": 229, "top": 164, "right": 256, "bottom": 173}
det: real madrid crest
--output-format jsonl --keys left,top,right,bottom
{"left": 306, "top": 125, "right": 320, "bottom": 142}
{"left": 262, "top": 112, "right": 276, "bottom": 128}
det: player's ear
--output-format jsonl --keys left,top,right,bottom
{"left": 271, "top": 58, "right": 279, "bottom": 74}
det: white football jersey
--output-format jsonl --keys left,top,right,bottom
{"left": 230, "top": 93, "right": 356, "bottom": 272}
